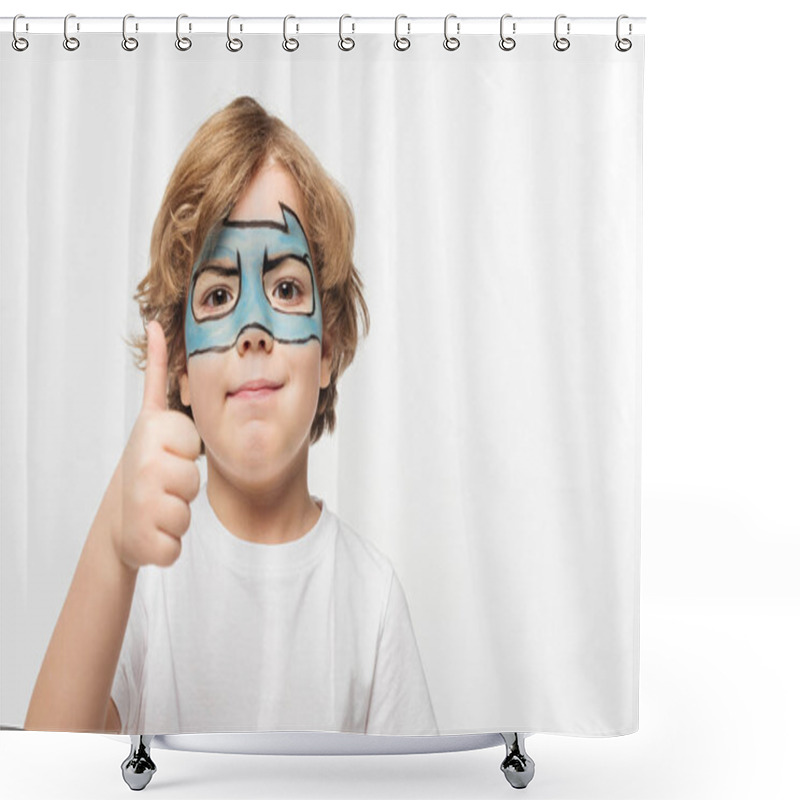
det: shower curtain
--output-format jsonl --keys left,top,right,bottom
{"left": 1, "top": 21, "right": 644, "bottom": 738}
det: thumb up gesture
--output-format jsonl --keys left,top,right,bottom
{"left": 115, "top": 320, "right": 202, "bottom": 570}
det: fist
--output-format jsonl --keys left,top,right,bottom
{"left": 116, "top": 320, "right": 202, "bottom": 569}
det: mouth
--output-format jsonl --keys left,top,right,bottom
{"left": 228, "top": 379, "right": 284, "bottom": 400}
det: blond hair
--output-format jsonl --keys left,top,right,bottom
{"left": 125, "top": 96, "right": 369, "bottom": 449}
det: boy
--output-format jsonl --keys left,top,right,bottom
{"left": 25, "top": 96, "right": 438, "bottom": 736}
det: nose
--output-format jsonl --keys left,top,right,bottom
{"left": 236, "top": 325, "right": 275, "bottom": 356}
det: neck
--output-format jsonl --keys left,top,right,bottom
{"left": 204, "top": 447, "right": 321, "bottom": 545}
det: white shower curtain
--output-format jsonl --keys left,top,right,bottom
{"left": 1, "top": 27, "right": 643, "bottom": 736}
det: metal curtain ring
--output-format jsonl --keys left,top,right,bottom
{"left": 63, "top": 13, "right": 80, "bottom": 51}
{"left": 499, "top": 13, "right": 516, "bottom": 51}
{"left": 283, "top": 15, "right": 299, "bottom": 51}
{"left": 394, "top": 14, "right": 410, "bottom": 50}
{"left": 553, "top": 14, "right": 570, "bottom": 51}
{"left": 12, "top": 14, "right": 29, "bottom": 51}
{"left": 226, "top": 15, "right": 243, "bottom": 51}
{"left": 443, "top": 13, "right": 460, "bottom": 51}
{"left": 122, "top": 14, "right": 139, "bottom": 51}
{"left": 339, "top": 14, "right": 355, "bottom": 51}
{"left": 615, "top": 14, "right": 632, "bottom": 51}
{"left": 176, "top": 14, "right": 192, "bottom": 51}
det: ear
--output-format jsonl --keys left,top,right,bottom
{"left": 179, "top": 366, "right": 191, "bottom": 407}
{"left": 320, "top": 331, "right": 334, "bottom": 391}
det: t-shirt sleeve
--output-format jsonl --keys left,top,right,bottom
{"left": 365, "top": 569, "right": 439, "bottom": 735}
{"left": 110, "top": 571, "right": 149, "bottom": 734}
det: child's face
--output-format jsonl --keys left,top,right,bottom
{"left": 178, "top": 159, "right": 333, "bottom": 486}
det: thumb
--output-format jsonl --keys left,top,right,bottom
{"left": 142, "top": 320, "right": 169, "bottom": 412}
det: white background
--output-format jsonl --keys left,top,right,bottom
{"left": 1, "top": 2, "right": 798, "bottom": 800}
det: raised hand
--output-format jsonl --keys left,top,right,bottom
{"left": 114, "top": 320, "right": 202, "bottom": 569}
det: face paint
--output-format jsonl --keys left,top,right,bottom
{"left": 185, "top": 202, "right": 322, "bottom": 359}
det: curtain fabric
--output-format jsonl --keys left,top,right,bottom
{"left": 1, "top": 31, "right": 644, "bottom": 736}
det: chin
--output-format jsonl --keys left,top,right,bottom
{"left": 210, "top": 427, "right": 276, "bottom": 464}
{"left": 236, "top": 435, "right": 280, "bottom": 464}
{"left": 226, "top": 453, "right": 285, "bottom": 491}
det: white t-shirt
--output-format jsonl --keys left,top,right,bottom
{"left": 111, "top": 484, "right": 438, "bottom": 736}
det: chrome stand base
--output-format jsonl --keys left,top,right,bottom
{"left": 117, "top": 732, "right": 533, "bottom": 790}
{"left": 500, "top": 732, "right": 535, "bottom": 789}
{"left": 121, "top": 735, "right": 156, "bottom": 791}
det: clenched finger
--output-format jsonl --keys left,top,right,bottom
{"left": 161, "top": 452, "right": 202, "bottom": 502}
{"left": 151, "top": 529, "right": 182, "bottom": 567}
{"left": 159, "top": 410, "right": 203, "bottom": 461}
{"left": 156, "top": 491, "right": 192, "bottom": 538}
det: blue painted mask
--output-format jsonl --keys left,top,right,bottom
{"left": 184, "top": 202, "right": 322, "bottom": 359}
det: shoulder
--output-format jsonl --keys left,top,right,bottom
{"left": 327, "top": 509, "right": 396, "bottom": 596}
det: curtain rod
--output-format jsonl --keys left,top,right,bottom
{"left": 1, "top": 16, "right": 646, "bottom": 37}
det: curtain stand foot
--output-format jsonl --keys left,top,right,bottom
{"left": 500, "top": 732, "right": 535, "bottom": 789}
{"left": 121, "top": 734, "right": 156, "bottom": 791}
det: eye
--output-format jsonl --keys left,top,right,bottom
{"left": 273, "top": 280, "right": 303, "bottom": 304}
{"left": 202, "top": 287, "right": 234, "bottom": 308}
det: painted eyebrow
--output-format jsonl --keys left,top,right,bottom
{"left": 263, "top": 253, "right": 312, "bottom": 276}
{"left": 195, "top": 264, "right": 238, "bottom": 279}
{"left": 191, "top": 262, "right": 239, "bottom": 302}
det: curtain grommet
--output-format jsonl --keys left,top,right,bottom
{"left": 283, "top": 15, "right": 299, "bottom": 52}
{"left": 63, "top": 13, "right": 80, "bottom": 51}
{"left": 443, "top": 13, "right": 460, "bottom": 51}
{"left": 176, "top": 14, "right": 192, "bottom": 51}
{"left": 615, "top": 15, "right": 632, "bottom": 51}
{"left": 394, "top": 14, "right": 411, "bottom": 51}
{"left": 553, "top": 14, "right": 570, "bottom": 52}
{"left": 12, "top": 14, "right": 29, "bottom": 51}
{"left": 499, "top": 14, "right": 516, "bottom": 51}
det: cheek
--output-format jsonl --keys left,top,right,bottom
{"left": 281, "top": 346, "right": 321, "bottom": 421}
{"left": 186, "top": 359, "right": 223, "bottom": 422}
{"left": 295, "top": 345, "right": 322, "bottom": 391}
{"left": 302, "top": 350, "right": 324, "bottom": 415}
